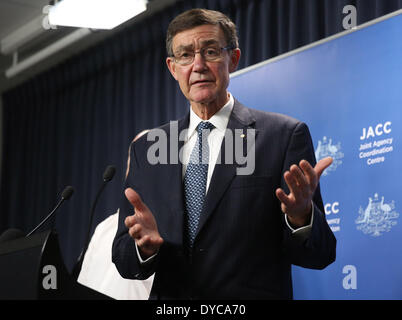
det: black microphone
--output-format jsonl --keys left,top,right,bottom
{"left": 74, "top": 165, "right": 116, "bottom": 278}
{"left": 0, "top": 228, "right": 25, "bottom": 243}
{"left": 26, "top": 186, "right": 74, "bottom": 237}
{"left": 103, "top": 165, "right": 116, "bottom": 182}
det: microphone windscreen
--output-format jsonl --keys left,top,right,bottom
{"left": 61, "top": 186, "right": 74, "bottom": 200}
{"left": 103, "top": 165, "right": 116, "bottom": 182}
{"left": 0, "top": 228, "right": 25, "bottom": 243}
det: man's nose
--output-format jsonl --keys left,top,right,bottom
{"left": 192, "top": 52, "right": 208, "bottom": 72}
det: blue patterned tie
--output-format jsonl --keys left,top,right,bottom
{"left": 184, "top": 121, "right": 214, "bottom": 252}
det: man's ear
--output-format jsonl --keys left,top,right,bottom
{"left": 166, "top": 57, "right": 178, "bottom": 80}
{"left": 229, "top": 48, "right": 241, "bottom": 73}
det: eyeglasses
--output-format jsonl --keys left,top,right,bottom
{"left": 172, "top": 45, "right": 235, "bottom": 66}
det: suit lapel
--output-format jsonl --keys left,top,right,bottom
{"left": 164, "top": 114, "right": 189, "bottom": 244}
{"left": 195, "top": 100, "right": 257, "bottom": 240}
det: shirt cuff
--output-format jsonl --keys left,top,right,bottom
{"left": 285, "top": 201, "right": 314, "bottom": 233}
{"left": 135, "top": 241, "right": 158, "bottom": 264}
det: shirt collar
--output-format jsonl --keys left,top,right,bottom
{"left": 187, "top": 93, "right": 234, "bottom": 139}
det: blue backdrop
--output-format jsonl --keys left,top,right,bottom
{"left": 229, "top": 10, "right": 402, "bottom": 299}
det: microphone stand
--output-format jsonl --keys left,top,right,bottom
{"left": 72, "top": 166, "right": 115, "bottom": 280}
{"left": 26, "top": 186, "right": 74, "bottom": 237}
{"left": 26, "top": 199, "right": 65, "bottom": 237}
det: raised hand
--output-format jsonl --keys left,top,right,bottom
{"left": 124, "top": 188, "right": 164, "bottom": 259}
{"left": 275, "top": 157, "right": 333, "bottom": 227}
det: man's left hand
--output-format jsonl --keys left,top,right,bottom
{"left": 275, "top": 157, "right": 333, "bottom": 228}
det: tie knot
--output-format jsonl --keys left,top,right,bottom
{"left": 197, "top": 121, "right": 214, "bottom": 135}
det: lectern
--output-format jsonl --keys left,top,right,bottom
{"left": 0, "top": 230, "right": 111, "bottom": 299}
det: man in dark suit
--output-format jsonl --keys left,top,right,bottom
{"left": 112, "top": 8, "right": 336, "bottom": 299}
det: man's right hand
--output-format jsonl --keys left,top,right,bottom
{"left": 124, "top": 188, "right": 164, "bottom": 259}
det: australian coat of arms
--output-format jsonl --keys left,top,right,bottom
{"left": 315, "top": 136, "right": 344, "bottom": 176}
{"left": 356, "top": 193, "right": 399, "bottom": 237}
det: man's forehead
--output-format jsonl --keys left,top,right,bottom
{"left": 172, "top": 25, "right": 225, "bottom": 49}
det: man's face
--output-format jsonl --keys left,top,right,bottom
{"left": 166, "top": 24, "right": 240, "bottom": 107}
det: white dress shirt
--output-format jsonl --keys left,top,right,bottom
{"left": 181, "top": 93, "right": 234, "bottom": 192}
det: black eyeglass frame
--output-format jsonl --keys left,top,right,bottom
{"left": 170, "top": 45, "right": 236, "bottom": 65}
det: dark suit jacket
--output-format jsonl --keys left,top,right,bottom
{"left": 112, "top": 100, "right": 336, "bottom": 300}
